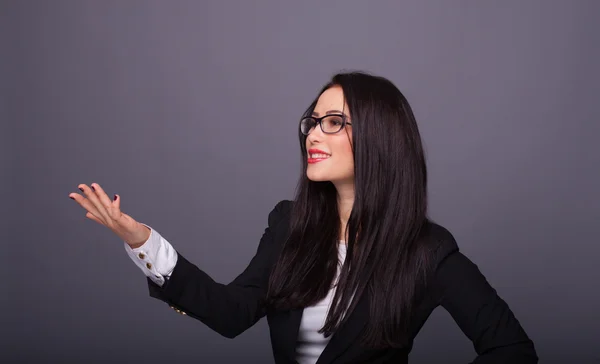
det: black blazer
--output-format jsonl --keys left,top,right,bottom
{"left": 146, "top": 200, "right": 538, "bottom": 363}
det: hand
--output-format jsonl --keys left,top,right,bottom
{"left": 69, "top": 182, "right": 151, "bottom": 248}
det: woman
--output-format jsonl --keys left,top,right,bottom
{"left": 69, "top": 72, "right": 538, "bottom": 363}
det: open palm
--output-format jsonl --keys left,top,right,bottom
{"left": 69, "top": 182, "right": 149, "bottom": 247}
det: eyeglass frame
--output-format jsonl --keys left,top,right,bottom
{"left": 299, "top": 113, "right": 353, "bottom": 135}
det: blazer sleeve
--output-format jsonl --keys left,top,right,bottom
{"left": 433, "top": 229, "right": 538, "bottom": 363}
{"left": 145, "top": 199, "right": 292, "bottom": 338}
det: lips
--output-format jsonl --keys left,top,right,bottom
{"left": 307, "top": 157, "right": 329, "bottom": 164}
{"left": 307, "top": 148, "right": 331, "bottom": 164}
{"left": 308, "top": 148, "right": 331, "bottom": 159}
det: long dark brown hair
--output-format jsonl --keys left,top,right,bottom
{"left": 266, "top": 71, "right": 437, "bottom": 348}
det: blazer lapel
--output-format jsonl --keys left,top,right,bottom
{"left": 269, "top": 288, "right": 369, "bottom": 364}
{"left": 315, "top": 290, "right": 369, "bottom": 364}
{"left": 268, "top": 307, "right": 304, "bottom": 362}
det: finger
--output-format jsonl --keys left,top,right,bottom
{"left": 94, "top": 183, "right": 123, "bottom": 221}
{"left": 92, "top": 182, "right": 122, "bottom": 221}
{"left": 78, "top": 183, "right": 111, "bottom": 223}
{"left": 86, "top": 211, "right": 107, "bottom": 226}
{"left": 70, "top": 190, "right": 106, "bottom": 224}
{"left": 113, "top": 193, "right": 121, "bottom": 210}
{"left": 90, "top": 182, "right": 113, "bottom": 209}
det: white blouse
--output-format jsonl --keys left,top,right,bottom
{"left": 295, "top": 242, "right": 347, "bottom": 364}
{"left": 124, "top": 225, "right": 347, "bottom": 364}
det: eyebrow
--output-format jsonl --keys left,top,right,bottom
{"left": 311, "top": 109, "right": 346, "bottom": 117}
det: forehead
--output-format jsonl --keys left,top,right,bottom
{"left": 313, "top": 86, "right": 348, "bottom": 115}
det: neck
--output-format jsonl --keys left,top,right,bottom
{"left": 334, "top": 181, "right": 355, "bottom": 242}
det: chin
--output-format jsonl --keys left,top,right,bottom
{"left": 306, "top": 175, "right": 328, "bottom": 182}
{"left": 307, "top": 174, "right": 350, "bottom": 185}
{"left": 306, "top": 171, "right": 332, "bottom": 182}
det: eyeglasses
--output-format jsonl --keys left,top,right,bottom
{"left": 299, "top": 114, "right": 352, "bottom": 135}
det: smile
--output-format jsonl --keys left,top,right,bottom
{"left": 307, "top": 148, "right": 331, "bottom": 163}
{"left": 308, "top": 155, "right": 330, "bottom": 163}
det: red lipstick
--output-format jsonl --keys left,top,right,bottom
{"left": 307, "top": 148, "right": 331, "bottom": 164}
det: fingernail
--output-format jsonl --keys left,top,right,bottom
{"left": 114, "top": 194, "right": 117, "bottom": 201}
{"left": 91, "top": 185, "right": 96, "bottom": 191}
{"left": 70, "top": 196, "right": 75, "bottom": 200}
{"left": 79, "top": 187, "right": 84, "bottom": 192}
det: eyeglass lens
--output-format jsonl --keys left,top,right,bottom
{"left": 300, "top": 115, "right": 344, "bottom": 135}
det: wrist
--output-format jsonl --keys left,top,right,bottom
{"left": 126, "top": 223, "right": 151, "bottom": 248}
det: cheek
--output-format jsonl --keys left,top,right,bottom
{"left": 343, "top": 133, "right": 353, "bottom": 156}
{"left": 337, "top": 139, "right": 354, "bottom": 166}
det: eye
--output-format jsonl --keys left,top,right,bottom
{"left": 328, "top": 115, "right": 343, "bottom": 125}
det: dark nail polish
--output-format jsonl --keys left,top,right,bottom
{"left": 79, "top": 187, "right": 84, "bottom": 192}
{"left": 91, "top": 185, "right": 95, "bottom": 191}
{"left": 113, "top": 194, "right": 117, "bottom": 201}
{"left": 70, "top": 196, "right": 75, "bottom": 200}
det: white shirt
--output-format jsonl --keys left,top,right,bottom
{"left": 124, "top": 224, "right": 347, "bottom": 364}
{"left": 295, "top": 242, "right": 347, "bottom": 364}
{"left": 123, "top": 223, "right": 177, "bottom": 287}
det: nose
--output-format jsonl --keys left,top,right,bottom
{"left": 306, "top": 121, "right": 326, "bottom": 142}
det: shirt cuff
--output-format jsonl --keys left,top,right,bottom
{"left": 124, "top": 223, "right": 178, "bottom": 287}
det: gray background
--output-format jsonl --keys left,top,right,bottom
{"left": 3, "top": 1, "right": 599, "bottom": 363}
